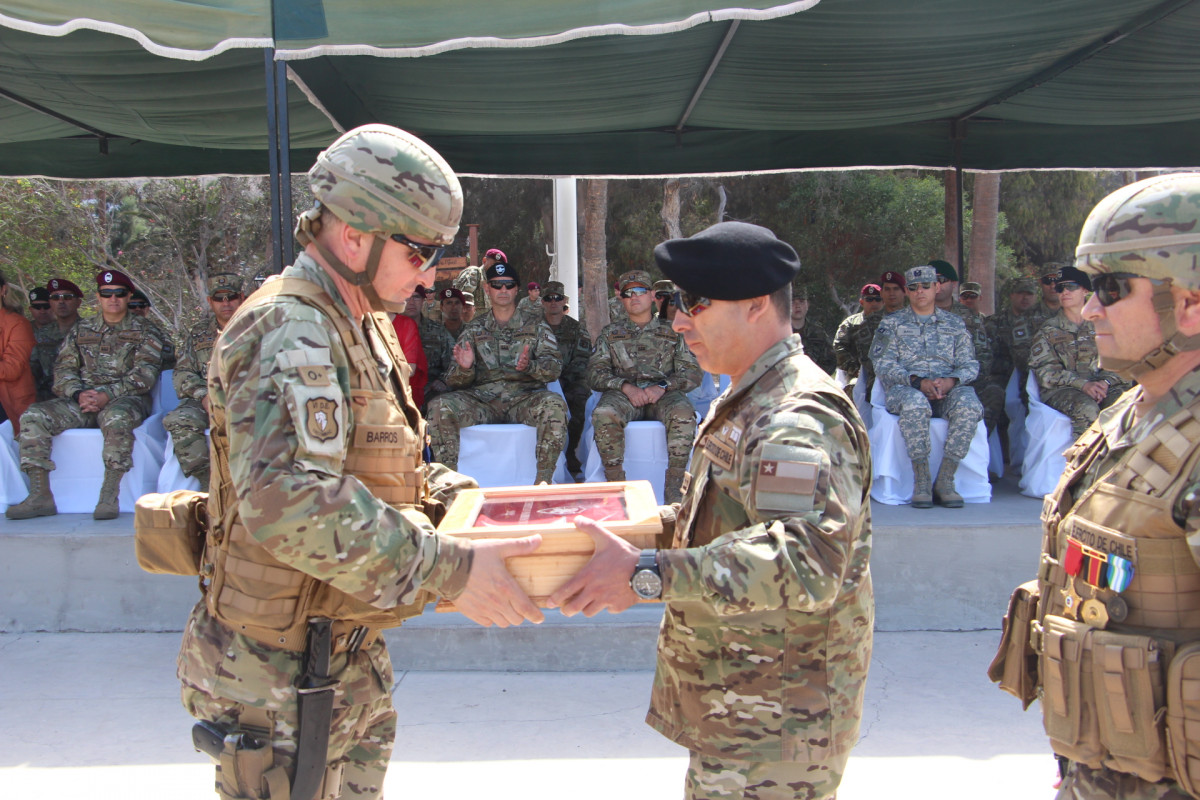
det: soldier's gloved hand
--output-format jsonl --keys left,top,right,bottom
{"left": 452, "top": 340, "right": 474, "bottom": 369}
{"left": 453, "top": 535, "right": 546, "bottom": 627}
{"left": 515, "top": 343, "right": 531, "bottom": 372}
{"left": 546, "top": 516, "right": 641, "bottom": 617}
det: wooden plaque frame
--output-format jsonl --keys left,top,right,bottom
{"left": 436, "top": 480, "right": 662, "bottom": 608}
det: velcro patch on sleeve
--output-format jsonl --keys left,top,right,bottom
{"left": 754, "top": 442, "right": 827, "bottom": 515}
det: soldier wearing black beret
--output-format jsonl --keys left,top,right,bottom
{"left": 551, "top": 220, "right": 874, "bottom": 800}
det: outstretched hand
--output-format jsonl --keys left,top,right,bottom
{"left": 453, "top": 535, "right": 545, "bottom": 627}
{"left": 453, "top": 340, "right": 474, "bottom": 369}
{"left": 546, "top": 516, "right": 640, "bottom": 617}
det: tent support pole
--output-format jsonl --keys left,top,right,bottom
{"left": 265, "top": 49, "right": 284, "bottom": 274}
{"left": 956, "top": 165, "right": 965, "bottom": 273}
{"left": 274, "top": 59, "right": 294, "bottom": 266}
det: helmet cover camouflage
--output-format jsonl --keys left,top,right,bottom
{"left": 1075, "top": 172, "right": 1200, "bottom": 291}
{"left": 308, "top": 124, "right": 463, "bottom": 246}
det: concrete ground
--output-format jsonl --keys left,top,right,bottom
{"left": 0, "top": 629, "right": 1056, "bottom": 800}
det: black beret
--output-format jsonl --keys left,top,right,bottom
{"left": 1055, "top": 265, "right": 1092, "bottom": 291}
{"left": 485, "top": 262, "right": 519, "bottom": 283}
{"left": 28, "top": 287, "right": 49, "bottom": 302}
{"left": 654, "top": 221, "right": 800, "bottom": 300}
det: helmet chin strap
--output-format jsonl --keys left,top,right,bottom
{"left": 296, "top": 206, "right": 390, "bottom": 313}
{"left": 1101, "top": 282, "right": 1200, "bottom": 380}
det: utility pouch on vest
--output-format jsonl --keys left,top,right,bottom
{"left": 215, "top": 730, "right": 290, "bottom": 800}
{"left": 1039, "top": 614, "right": 1105, "bottom": 766}
{"left": 1091, "top": 630, "right": 1170, "bottom": 782}
{"left": 1167, "top": 643, "right": 1200, "bottom": 798}
{"left": 988, "top": 580, "right": 1040, "bottom": 709}
{"left": 134, "top": 490, "right": 209, "bottom": 575}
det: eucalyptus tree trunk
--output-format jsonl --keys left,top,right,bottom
{"left": 581, "top": 178, "right": 610, "bottom": 341}
{"left": 969, "top": 172, "right": 1001, "bottom": 315}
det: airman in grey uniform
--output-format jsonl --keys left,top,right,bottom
{"left": 426, "top": 261, "right": 568, "bottom": 483}
{"left": 872, "top": 264, "right": 982, "bottom": 508}
{"left": 8, "top": 269, "right": 162, "bottom": 520}
{"left": 162, "top": 273, "right": 245, "bottom": 488}
{"left": 541, "top": 280, "right": 592, "bottom": 478}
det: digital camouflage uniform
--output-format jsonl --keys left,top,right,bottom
{"left": 546, "top": 310, "right": 592, "bottom": 475}
{"left": 30, "top": 321, "right": 67, "bottom": 402}
{"left": 1029, "top": 310, "right": 1129, "bottom": 437}
{"left": 426, "top": 309, "right": 567, "bottom": 482}
{"left": 416, "top": 314, "right": 455, "bottom": 402}
{"left": 652, "top": 333, "right": 873, "bottom": 800}
{"left": 586, "top": 314, "right": 700, "bottom": 479}
{"left": 178, "top": 254, "right": 474, "bottom": 800}
{"left": 871, "top": 305, "right": 982, "bottom": 463}
{"left": 18, "top": 312, "right": 161, "bottom": 473}
{"left": 794, "top": 319, "right": 836, "bottom": 375}
{"left": 946, "top": 299, "right": 1006, "bottom": 434}
{"left": 163, "top": 315, "right": 219, "bottom": 481}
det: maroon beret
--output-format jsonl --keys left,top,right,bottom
{"left": 46, "top": 278, "right": 83, "bottom": 298}
{"left": 96, "top": 270, "right": 135, "bottom": 290}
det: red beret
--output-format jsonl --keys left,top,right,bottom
{"left": 879, "top": 271, "right": 906, "bottom": 288}
{"left": 438, "top": 287, "right": 466, "bottom": 303}
{"left": 861, "top": 284, "right": 882, "bottom": 298}
{"left": 96, "top": 269, "right": 135, "bottom": 290}
{"left": 484, "top": 248, "right": 507, "bottom": 263}
{"left": 46, "top": 278, "right": 83, "bottom": 298}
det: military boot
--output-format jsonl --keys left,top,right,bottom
{"left": 663, "top": 467, "right": 687, "bottom": 504}
{"left": 93, "top": 469, "right": 126, "bottom": 520}
{"left": 603, "top": 465, "right": 626, "bottom": 483}
{"left": 911, "top": 460, "right": 933, "bottom": 509}
{"left": 934, "top": 457, "right": 964, "bottom": 508}
{"left": 5, "top": 468, "right": 57, "bottom": 520}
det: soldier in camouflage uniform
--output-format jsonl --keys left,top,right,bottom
{"left": 177, "top": 124, "right": 543, "bottom": 800}
{"left": 587, "top": 270, "right": 700, "bottom": 502}
{"left": 541, "top": 280, "right": 592, "bottom": 478}
{"left": 989, "top": 276, "right": 1053, "bottom": 409}
{"left": 552, "top": 221, "right": 873, "bottom": 800}
{"left": 8, "top": 269, "right": 162, "bottom": 521}
{"left": 872, "top": 265, "right": 982, "bottom": 508}
{"left": 1039, "top": 261, "right": 1066, "bottom": 316}
{"left": 129, "top": 288, "right": 177, "bottom": 370}
{"left": 402, "top": 287, "right": 455, "bottom": 404}
{"left": 162, "top": 273, "right": 245, "bottom": 489}
{"left": 437, "top": 286, "right": 468, "bottom": 339}
{"left": 30, "top": 278, "right": 84, "bottom": 402}
{"left": 426, "top": 260, "right": 567, "bottom": 484}
{"left": 1029, "top": 265, "right": 1129, "bottom": 437}
{"left": 959, "top": 280, "right": 985, "bottom": 315}
{"left": 991, "top": 172, "right": 1200, "bottom": 800}
{"left": 933, "top": 262, "right": 1006, "bottom": 437}
{"left": 790, "top": 284, "right": 836, "bottom": 374}
{"left": 516, "top": 280, "right": 542, "bottom": 319}
{"left": 833, "top": 283, "right": 883, "bottom": 389}
{"left": 27, "top": 286, "right": 56, "bottom": 402}
{"left": 849, "top": 271, "right": 907, "bottom": 402}
{"left": 453, "top": 247, "right": 502, "bottom": 312}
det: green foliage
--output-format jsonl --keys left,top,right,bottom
{"left": 459, "top": 178, "right": 552, "bottom": 287}
{"left": 998, "top": 171, "right": 1122, "bottom": 268}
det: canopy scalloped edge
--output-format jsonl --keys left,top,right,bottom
{"left": 273, "top": 1, "right": 820, "bottom": 61}
{"left": 0, "top": 12, "right": 272, "bottom": 61}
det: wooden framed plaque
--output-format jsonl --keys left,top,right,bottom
{"left": 436, "top": 480, "right": 662, "bottom": 608}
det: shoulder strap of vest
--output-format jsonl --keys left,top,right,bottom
{"left": 1110, "top": 403, "right": 1200, "bottom": 496}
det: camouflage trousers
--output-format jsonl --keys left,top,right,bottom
{"left": 18, "top": 395, "right": 149, "bottom": 472}
{"left": 684, "top": 751, "right": 845, "bottom": 800}
{"left": 1055, "top": 763, "right": 1192, "bottom": 800}
{"left": 1042, "top": 385, "right": 1124, "bottom": 438}
{"left": 592, "top": 389, "right": 697, "bottom": 470}
{"left": 561, "top": 379, "right": 592, "bottom": 471}
{"left": 885, "top": 385, "right": 982, "bottom": 462}
{"left": 972, "top": 379, "right": 1007, "bottom": 435}
{"left": 426, "top": 387, "right": 568, "bottom": 479}
{"left": 163, "top": 398, "right": 210, "bottom": 479}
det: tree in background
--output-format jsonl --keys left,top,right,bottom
{"left": 999, "top": 171, "right": 1120, "bottom": 268}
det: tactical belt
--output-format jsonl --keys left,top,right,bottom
{"left": 294, "top": 618, "right": 338, "bottom": 800}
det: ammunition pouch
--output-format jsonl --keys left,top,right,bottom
{"left": 988, "top": 580, "right": 1040, "bottom": 709}
{"left": 1167, "top": 643, "right": 1200, "bottom": 798}
{"left": 134, "top": 490, "right": 209, "bottom": 575}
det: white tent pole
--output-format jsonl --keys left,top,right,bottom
{"left": 553, "top": 177, "right": 580, "bottom": 309}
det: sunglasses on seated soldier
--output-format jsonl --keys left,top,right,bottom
{"left": 488, "top": 280, "right": 518, "bottom": 290}
{"left": 1091, "top": 273, "right": 1168, "bottom": 308}
{"left": 210, "top": 292, "right": 240, "bottom": 303}
{"left": 99, "top": 288, "right": 129, "bottom": 298}
{"left": 127, "top": 301, "right": 150, "bottom": 309}
{"left": 30, "top": 302, "right": 50, "bottom": 310}
{"left": 1053, "top": 281, "right": 1083, "bottom": 294}
{"left": 49, "top": 293, "right": 75, "bottom": 301}
{"left": 541, "top": 293, "right": 565, "bottom": 303}
{"left": 1040, "top": 275, "right": 1058, "bottom": 285}
{"left": 671, "top": 289, "right": 711, "bottom": 317}
{"left": 907, "top": 282, "right": 934, "bottom": 291}
{"left": 863, "top": 296, "right": 883, "bottom": 303}
{"left": 620, "top": 286, "right": 650, "bottom": 298}
{"left": 388, "top": 233, "right": 444, "bottom": 271}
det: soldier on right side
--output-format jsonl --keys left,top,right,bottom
{"left": 1029, "top": 265, "right": 1130, "bottom": 437}
{"left": 992, "top": 172, "right": 1200, "bottom": 800}
{"left": 540, "top": 279, "right": 592, "bottom": 479}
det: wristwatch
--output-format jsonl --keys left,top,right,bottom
{"left": 630, "top": 550, "right": 663, "bottom": 600}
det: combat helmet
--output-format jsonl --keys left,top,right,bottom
{"left": 1075, "top": 171, "right": 1200, "bottom": 377}
{"left": 295, "top": 124, "right": 463, "bottom": 310}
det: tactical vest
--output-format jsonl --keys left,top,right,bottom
{"left": 204, "top": 277, "right": 432, "bottom": 654}
{"left": 1035, "top": 401, "right": 1200, "bottom": 792}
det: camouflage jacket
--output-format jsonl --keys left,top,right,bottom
{"left": 989, "top": 304, "right": 1051, "bottom": 378}
{"left": 144, "top": 316, "right": 177, "bottom": 371}
{"left": 517, "top": 296, "right": 542, "bottom": 319}
{"left": 453, "top": 264, "right": 487, "bottom": 309}
{"left": 417, "top": 314, "right": 455, "bottom": 386}
{"left": 943, "top": 300, "right": 994, "bottom": 382}
{"left": 547, "top": 314, "right": 592, "bottom": 389}
{"left": 30, "top": 321, "right": 68, "bottom": 401}
{"left": 586, "top": 316, "right": 701, "bottom": 394}
{"left": 871, "top": 306, "right": 978, "bottom": 389}
{"left": 445, "top": 309, "right": 562, "bottom": 393}
{"left": 794, "top": 319, "right": 836, "bottom": 375}
{"left": 833, "top": 311, "right": 867, "bottom": 379}
{"left": 173, "top": 316, "right": 219, "bottom": 402}
{"left": 53, "top": 312, "right": 162, "bottom": 401}
{"left": 649, "top": 333, "right": 874, "bottom": 762}
{"left": 1029, "top": 310, "right": 1127, "bottom": 394}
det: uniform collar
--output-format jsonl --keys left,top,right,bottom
{"left": 289, "top": 251, "right": 356, "bottom": 322}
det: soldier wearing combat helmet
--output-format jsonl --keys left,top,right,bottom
{"left": 991, "top": 173, "right": 1200, "bottom": 800}
{"left": 176, "top": 124, "right": 543, "bottom": 800}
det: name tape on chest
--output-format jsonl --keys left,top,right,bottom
{"left": 702, "top": 421, "right": 743, "bottom": 471}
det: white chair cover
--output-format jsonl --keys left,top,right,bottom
{"left": 40, "top": 416, "right": 167, "bottom": 513}
{"left": 457, "top": 423, "right": 570, "bottom": 488}
{"left": 157, "top": 430, "right": 206, "bottom": 493}
{"left": 1018, "top": 372, "right": 1075, "bottom": 498}
{"left": 868, "top": 377, "right": 992, "bottom": 505}
{"left": 0, "top": 420, "right": 26, "bottom": 510}
{"left": 1004, "top": 369, "right": 1028, "bottom": 468}
{"left": 151, "top": 370, "right": 181, "bottom": 415}
{"left": 582, "top": 420, "right": 670, "bottom": 503}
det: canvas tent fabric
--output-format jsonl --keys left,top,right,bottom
{"left": 0, "top": 0, "right": 1197, "bottom": 178}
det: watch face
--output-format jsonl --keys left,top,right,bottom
{"left": 632, "top": 569, "right": 662, "bottom": 599}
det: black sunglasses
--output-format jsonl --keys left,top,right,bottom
{"left": 620, "top": 287, "right": 650, "bottom": 298}
{"left": 1091, "top": 273, "right": 1166, "bottom": 307}
{"left": 863, "top": 296, "right": 883, "bottom": 302}
{"left": 30, "top": 303, "right": 50, "bottom": 310}
{"left": 127, "top": 301, "right": 149, "bottom": 309}
{"left": 210, "top": 292, "right": 240, "bottom": 303}
{"left": 1040, "top": 276, "right": 1058, "bottom": 286}
{"left": 389, "top": 233, "right": 445, "bottom": 271}
{"left": 542, "top": 294, "right": 565, "bottom": 302}
{"left": 907, "top": 282, "right": 934, "bottom": 291}
{"left": 1054, "top": 282, "right": 1083, "bottom": 294}
{"left": 489, "top": 280, "right": 518, "bottom": 290}
{"left": 671, "top": 289, "right": 711, "bottom": 317}
{"left": 99, "top": 288, "right": 129, "bottom": 298}
{"left": 49, "top": 293, "right": 76, "bottom": 301}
